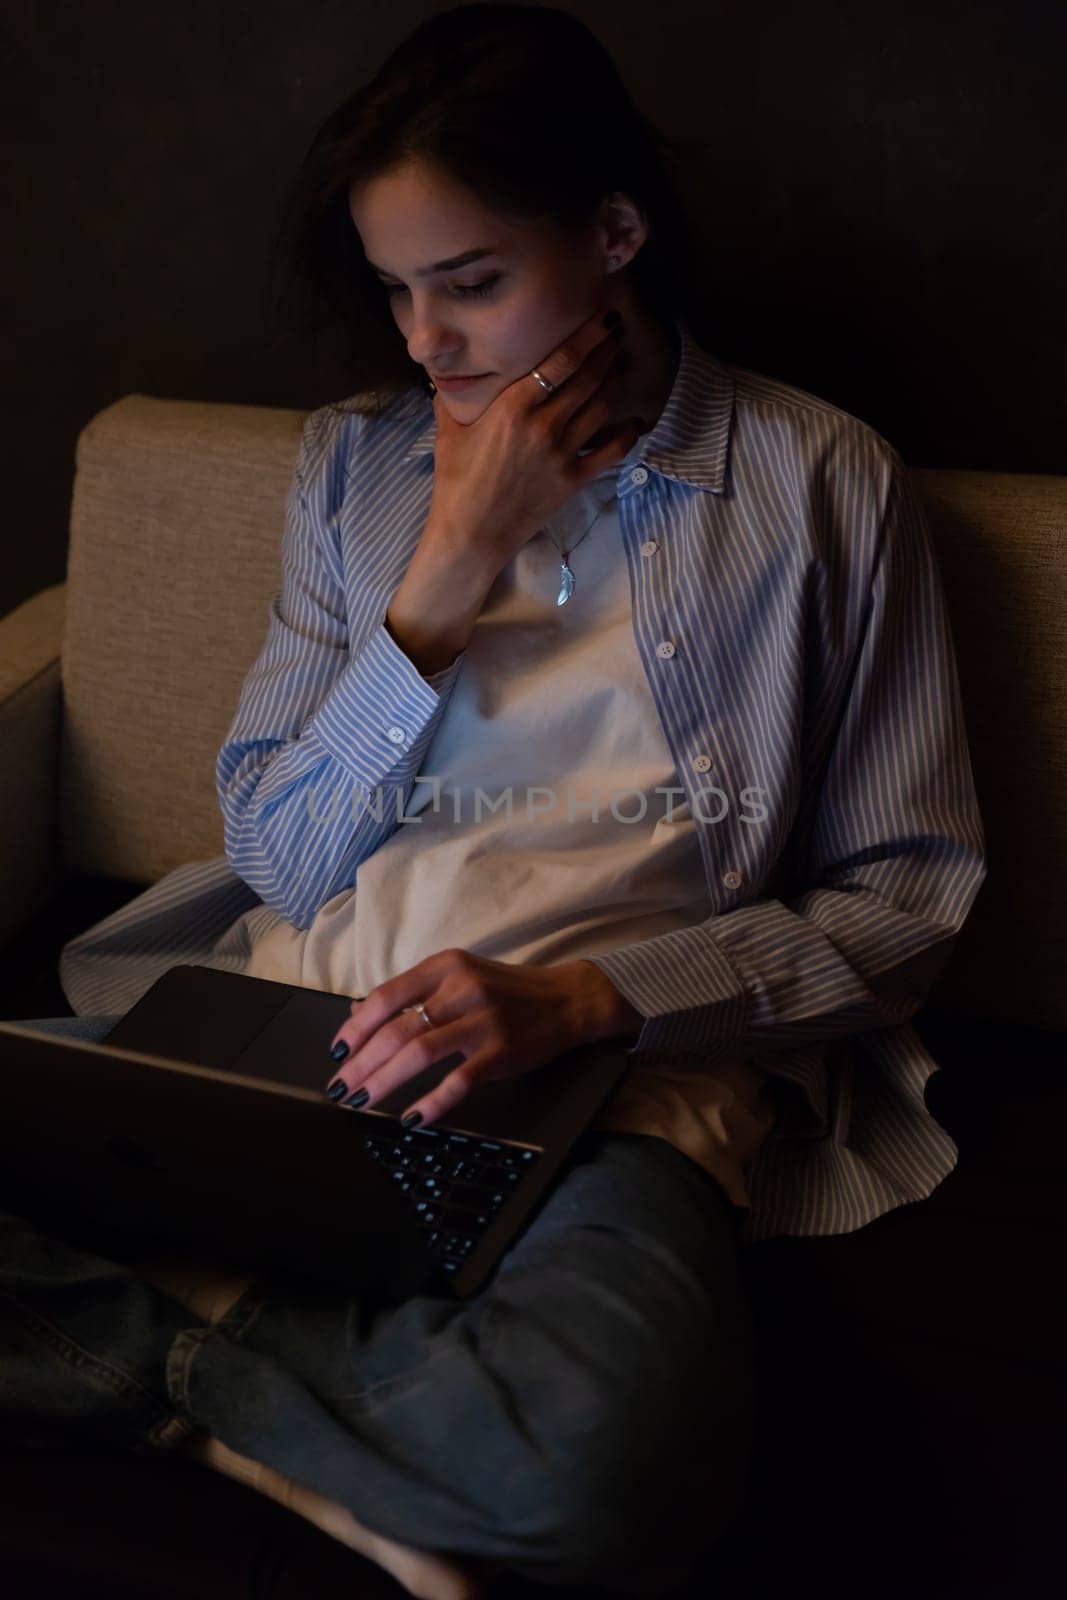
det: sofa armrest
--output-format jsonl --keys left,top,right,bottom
{"left": 0, "top": 583, "right": 68, "bottom": 946}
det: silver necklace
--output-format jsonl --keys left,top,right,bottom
{"left": 542, "top": 487, "right": 619, "bottom": 606}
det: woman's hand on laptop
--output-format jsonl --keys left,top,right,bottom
{"left": 324, "top": 949, "right": 644, "bottom": 1129}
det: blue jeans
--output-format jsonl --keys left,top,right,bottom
{"left": 2, "top": 1013, "right": 758, "bottom": 1593}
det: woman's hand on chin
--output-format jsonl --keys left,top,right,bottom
{"left": 323, "top": 948, "right": 643, "bottom": 1128}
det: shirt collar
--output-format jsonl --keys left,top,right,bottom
{"left": 396, "top": 315, "right": 734, "bottom": 494}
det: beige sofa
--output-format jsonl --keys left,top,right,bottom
{"left": 0, "top": 394, "right": 1063, "bottom": 1597}
{"left": 2, "top": 393, "right": 1063, "bottom": 1027}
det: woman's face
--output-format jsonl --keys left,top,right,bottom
{"left": 347, "top": 160, "right": 620, "bottom": 421}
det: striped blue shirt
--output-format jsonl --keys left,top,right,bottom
{"left": 62, "top": 315, "right": 987, "bottom": 1244}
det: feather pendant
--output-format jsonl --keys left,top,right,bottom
{"left": 556, "top": 557, "right": 575, "bottom": 606}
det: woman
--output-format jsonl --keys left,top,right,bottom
{"left": 5, "top": 5, "right": 986, "bottom": 1596}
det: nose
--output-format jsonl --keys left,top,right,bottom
{"left": 402, "top": 306, "right": 463, "bottom": 371}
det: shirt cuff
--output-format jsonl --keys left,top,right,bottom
{"left": 310, "top": 619, "right": 466, "bottom": 785}
{"left": 584, "top": 928, "right": 748, "bottom": 1053}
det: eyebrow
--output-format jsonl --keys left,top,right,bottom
{"left": 366, "top": 247, "right": 499, "bottom": 280}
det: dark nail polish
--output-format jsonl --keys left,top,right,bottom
{"left": 330, "top": 1040, "right": 349, "bottom": 1062}
{"left": 344, "top": 1087, "right": 370, "bottom": 1109}
{"left": 326, "top": 1081, "right": 348, "bottom": 1102}
{"left": 610, "top": 321, "right": 624, "bottom": 342}
{"left": 603, "top": 309, "right": 621, "bottom": 331}
{"left": 401, "top": 1111, "right": 422, "bottom": 1129}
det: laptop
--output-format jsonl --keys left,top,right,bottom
{"left": 0, "top": 964, "right": 632, "bottom": 1303}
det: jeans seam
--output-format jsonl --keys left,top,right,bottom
{"left": 0, "top": 1284, "right": 177, "bottom": 1423}
{"left": 166, "top": 1325, "right": 214, "bottom": 1418}
{"left": 144, "top": 1405, "right": 201, "bottom": 1454}
{"left": 333, "top": 1335, "right": 465, "bottom": 1408}
{"left": 358, "top": 1287, "right": 511, "bottom": 1407}
{"left": 165, "top": 1318, "right": 453, "bottom": 1427}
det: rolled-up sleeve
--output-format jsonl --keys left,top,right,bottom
{"left": 215, "top": 409, "right": 466, "bottom": 928}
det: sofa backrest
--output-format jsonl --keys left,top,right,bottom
{"left": 59, "top": 395, "right": 1066, "bottom": 1030}
{"left": 908, "top": 467, "right": 1065, "bottom": 1030}
{"left": 60, "top": 393, "right": 308, "bottom": 894}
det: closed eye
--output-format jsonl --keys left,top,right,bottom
{"left": 382, "top": 275, "right": 501, "bottom": 301}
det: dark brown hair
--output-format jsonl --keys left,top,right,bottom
{"left": 265, "top": 3, "right": 714, "bottom": 414}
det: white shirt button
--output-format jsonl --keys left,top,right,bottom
{"left": 640, "top": 539, "right": 659, "bottom": 557}
{"left": 630, "top": 466, "right": 649, "bottom": 486}
{"left": 722, "top": 870, "right": 743, "bottom": 890}
{"left": 387, "top": 726, "right": 407, "bottom": 744}
{"left": 692, "top": 755, "right": 712, "bottom": 773}
{"left": 655, "top": 640, "right": 676, "bottom": 659}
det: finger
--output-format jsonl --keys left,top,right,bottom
{"left": 330, "top": 967, "right": 442, "bottom": 1060}
{"left": 326, "top": 1009, "right": 434, "bottom": 1096}
{"left": 398, "top": 1052, "right": 491, "bottom": 1131}
{"left": 330, "top": 997, "right": 366, "bottom": 1057}
{"left": 528, "top": 307, "right": 621, "bottom": 398}
{"left": 579, "top": 414, "right": 646, "bottom": 472}
{"left": 331, "top": 1015, "right": 475, "bottom": 1114}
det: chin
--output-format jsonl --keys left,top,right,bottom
{"left": 438, "top": 384, "right": 500, "bottom": 420}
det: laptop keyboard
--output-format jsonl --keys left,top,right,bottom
{"left": 354, "top": 1117, "right": 544, "bottom": 1275}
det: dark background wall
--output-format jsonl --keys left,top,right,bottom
{"left": 3, "top": 0, "right": 1064, "bottom": 621}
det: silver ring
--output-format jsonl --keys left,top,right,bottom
{"left": 407, "top": 1001, "right": 433, "bottom": 1029}
{"left": 531, "top": 367, "right": 556, "bottom": 394}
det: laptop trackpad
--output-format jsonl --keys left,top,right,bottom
{"left": 241, "top": 988, "right": 591, "bottom": 1144}
{"left": 236, "top": 987, "right": 467, "bottom": 1104}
